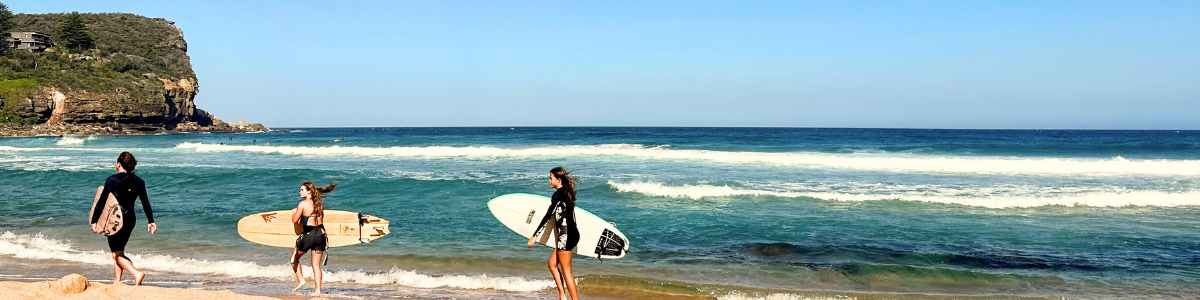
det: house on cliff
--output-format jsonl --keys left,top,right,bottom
{"left": 6, "top": 31, "right": 54, "bottom": 52}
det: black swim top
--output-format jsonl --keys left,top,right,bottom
{"left": 90, "top": 173, "right": 153, "bottom": 224}
{"left": 532, "top": 188, "right": 577, "bottom": 238}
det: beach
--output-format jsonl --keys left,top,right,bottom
{"left": 0, "top": 274, "right": 277, "bottom": 300}
{"left": 2, "top": 128, "right": 1199, "bottom": 299}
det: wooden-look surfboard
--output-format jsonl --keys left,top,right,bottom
{"left": 88, "top": 186, "right": 124, "bottom": 236}
{"left": 236, "top": 210, "right": 390, "bottom": 248}
{"left": 488, "top": 193, "right": 629, "bottom": 259}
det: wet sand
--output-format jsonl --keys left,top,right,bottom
{"left": 0, "top": 274, "right": 283, "bottom": 300}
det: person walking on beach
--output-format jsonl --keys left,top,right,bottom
{"left": 90, "top": 152, "right": 157, "bottom": 285}
{"left": 290, "top": 181, "right": 336, "bottom": 295}
{"left": 527, "top": 167, "right": 581, "bottom": 300}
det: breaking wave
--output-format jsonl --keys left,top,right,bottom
{"left": 0, "top": 231, "right": 553, "bottom": 292}
{"left": 173, "top": 143, "right": 1200, "bottom": 176}
{"left": 608, "top": 181, "right": 1200, "bottom": 208}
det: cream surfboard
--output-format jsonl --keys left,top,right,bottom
{"left": 236, "top": 210, "right": 390, "bottom": 248}
{"left": 488, "top": 193, "right": 629, "bottom": 259}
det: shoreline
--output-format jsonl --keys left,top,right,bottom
{"left": 0, "top": 122, "right": 270, "bottom": 137}
{"left": 0, "top": 274, "right": 282, "bottom": 300}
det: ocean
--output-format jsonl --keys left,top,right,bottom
{"left": 1, "top": 127, "right": 1198, "bottom": 299}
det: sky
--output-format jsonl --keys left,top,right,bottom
{"left": 9, "top": 0, "right": 1200, "bottom": 129}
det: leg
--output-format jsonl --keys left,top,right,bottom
{"left": 113, "top": 252, "right": 146, "bottom": 285}
{"left": 547, "top": 250, "right": 567, "bottom": 300}
{"left": 557, "top": 250, "right": 579, "bottom": 300}
{"left": 290, "top": 248, "right": 307, "bottom": 292}
{"left": 111, "top": 253, "right": 123, "bottom": 283}
{"left": 309, "top": 250, "right": 324, "bottom": 295}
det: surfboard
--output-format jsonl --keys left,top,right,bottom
{"left": 488, "top": 193, "right": 629, "bottom": 259}
{"left": 236, "top": 210, "right": 390, "bottom": 248}
{"left": 88, "top": 186, "right": 124, "bottom": 236}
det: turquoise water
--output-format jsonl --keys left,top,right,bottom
{"left": 2, "top": 128, "right": 1199, "bottom": 299}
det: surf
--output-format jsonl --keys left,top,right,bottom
{"left": 607, "top": 181, "right": 1200, "bottom": 208}
{"left": 0, "top": 231, "right": 553, "bottom": 292}
{"left": 173, "top": 142, "right": 1200, "bottom": 176}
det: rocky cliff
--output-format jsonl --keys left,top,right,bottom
{"left": 0, "top": 13, "right": 263, "bottom": 135}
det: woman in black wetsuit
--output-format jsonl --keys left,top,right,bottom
{"left": 527, "top": 167, "right": 580, "bottom": 300}
{"left": 290, "top": 181, "right": 336, "bottom": 295}
{"left": 90, "top": 152, "right": 157, "bottom": 285}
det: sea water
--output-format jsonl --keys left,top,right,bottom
{"left": 1, "top": 128, "right": 1198, "bottom": 299}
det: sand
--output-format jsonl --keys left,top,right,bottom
{"left": 0, "top": 274, "right": 281, "bottom": 300}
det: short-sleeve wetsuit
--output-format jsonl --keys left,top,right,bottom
{"left": 532, "top": 188, "right": 579, "bottom": 251}
{"left": 90, "top": 173, "right": 153, "bottom": 253}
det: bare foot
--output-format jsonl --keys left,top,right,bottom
{"left": 133, "top": 272, "right": 146, "bottom": 286}
{"left": 308, "top": 290, "right": 322, "bottom": 296}
{"left": 292, "top": 279, "right": 306, "bottom": 292}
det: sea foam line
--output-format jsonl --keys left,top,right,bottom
{"left": 173, "top": 143, "right": 1200, "bottom": 176}
{"left": 608, "top": 181, "right": 1200, "bottom": 208}
{"left": 719, "top": 292, "right": 855, "bottom": 300}
{"left": 0, "top": 231, "right": 552, "bottom": 292}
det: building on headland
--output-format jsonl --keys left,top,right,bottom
{"left": 6, "top": 31, "right": 54, "bottom": 52}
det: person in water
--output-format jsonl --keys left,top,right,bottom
{"left": 528, "top": 167, "right": 580, "bottom": 300}
{"left": 290, "top": 181, "right": 336, "bottom": 295}
{"left": 90, "top": 152, "right": 157, "bottom": 285}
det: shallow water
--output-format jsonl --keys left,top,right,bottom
{"left": 2, "top": 128, "right": 1199, "bottom": 299}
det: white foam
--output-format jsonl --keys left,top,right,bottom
{"left": 719, "top": 292, "right": 855, "bottom": 300}
{"left": 0, "top": 156, "right": 106, "bottom": 172}
{"left": 56, "top": 136, "right": 86, "bottom": 146}
{"left": 608, "top": 181, "right": 1200, "bottom": 208}
{"left": 0, "top": 232, "right": 553, "bottom": 292}
{"left": 0, "top": 146, "right": 51, "bottom": 152}
{"left": 173, "top": 143, "right": 1200, "bottom": 176}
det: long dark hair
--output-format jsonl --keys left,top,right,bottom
{"left": 117, "top": 151, "right": 137, "bottom": 175}
{"left": 302, "top": 181, "right": 337, "bottom": 217}
{"left": 550, "top": 167, "right": 576, "bottom": 202}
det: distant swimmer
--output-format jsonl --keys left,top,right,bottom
{"left": 90, "top": 152, "right": 157, "bottom": 285}
{"left": 290, "top": 181, "right": 337, "bottom": 295}
{"left": 528, "top": 167, "right": 581, "bottom": 300}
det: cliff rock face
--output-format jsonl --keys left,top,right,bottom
{"left": 2, "top": 13, "right": 237, "bottom": 131}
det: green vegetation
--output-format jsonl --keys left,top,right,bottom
{"left": 57, "top": 11, "right": 94, "bottom": 53}
{"left": 0, "top": 8, "right": 195, "bottom": 124}
{"left": 0, "top": 3, "right": 13, "bottom": 56}
{"left": 0, "top": 77, "right": 37, "bottom": 125}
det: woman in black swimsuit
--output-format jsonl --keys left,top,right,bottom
{"left": 90, "top": 152, "right": 157, "bottom": 285}
{"left": 290, "top": 181, "right": 336, "bottom": 295}
{"left": 527, "top": 167, "right": 580, "bottom": 300}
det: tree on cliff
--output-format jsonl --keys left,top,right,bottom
{"left": 57, "top": 11, "right": 94, "bottom": 53}
{"left": 0, "top": 3, "right": 14, "bottom": 55}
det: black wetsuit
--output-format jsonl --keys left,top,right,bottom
{"left": 295, "top": 214, "right": 327, "bottom": 253}
{"left": 532, "top": 188, "right": 579, "bottom": 251}
{"left": 90, "top": 173, "right": 153, "bottom": 253}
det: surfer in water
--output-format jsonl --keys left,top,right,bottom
{"left": 290, "top": 181, "right": 336, "bottom": 295}
{"left": 528, "top": 167, "right": 580, "bottom": 300}
{"left": 90, "top": 152, "right": 156, "bottom": 285}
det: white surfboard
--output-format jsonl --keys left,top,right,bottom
{"left": 488, "top": 193, "right": 629, "bottom": 259}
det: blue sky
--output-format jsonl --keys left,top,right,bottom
{"left": 10, "top": 1, "right": 1200, "bottom": 129}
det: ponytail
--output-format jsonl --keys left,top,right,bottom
{"left": 301, "top": 181, "right": 337, "bottom": 216}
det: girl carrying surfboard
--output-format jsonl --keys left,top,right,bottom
{"left": 290, "top": 181, "right": 336, "bottom": 295}
{"left": 89, "top": 151, "right": 157, "bottom": 285}
{"left": 527, "top": 167, "right": 581, "bottom": 300}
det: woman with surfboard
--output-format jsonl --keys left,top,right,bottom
{"left": 289, "top": 181, "right": 336, "bottom": 295}
{"left": 89, "top": 151, "right": 156, "bottom": 285}
{"left": 527, "top": 167, "right": 581, "bottom": 300}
